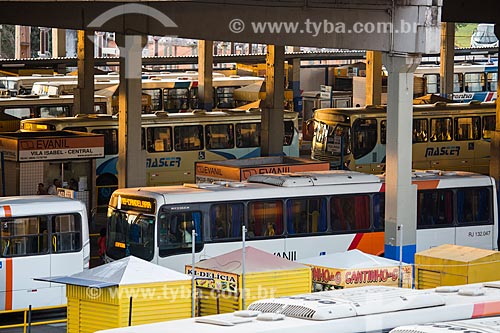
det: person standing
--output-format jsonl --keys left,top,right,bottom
{"left": 47, "top": 179, "right": 61, "bottom": 195}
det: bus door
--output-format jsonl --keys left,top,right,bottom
{"left": 475, "top": 114, "right": 494, "bottom": 174}
{"left": 351, "top": 118, "right": 382, "bottom": 173}
{"left": 49, "top": 214, "right": 84, "bottom": 293}
{"left": 415, "top": 189, "right": 456, "bottom": 252}
{"left": 426, "top": 117, "right": 470, "bottom": 171}
{"left": 0, "top": 216, "right": 52, "bottom": 310}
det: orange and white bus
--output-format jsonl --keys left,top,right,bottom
{"left": 105, "top": 170, "right": 497, "bottom": 272}
{"left": 0, "top": 195, "right": 90, "bottom": 310}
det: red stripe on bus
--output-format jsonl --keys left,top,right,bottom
{"left": 472, "top": 301, "right": 500, "bottom": 318}
{"left": 3, "top": 206, "right": 11, "bottom": 217}
{"left": 348, "top": 233, "right": 363, "bottom": 250}
{"left": 5, "top": 258, "right": 12, "bottom": 311}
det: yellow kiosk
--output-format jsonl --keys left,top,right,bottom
{"left": 186, "top": 246, "right": 311, "bottom": 316}
{"left": 415, "top": 244, "right": 500, "bottom": 289}
{"left": 40, "top": 256, "right": 192, "bottom": 333}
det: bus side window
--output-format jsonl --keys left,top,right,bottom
{"left": 51, "top": 214, "right": 81, "bottom": 253}
{"left": 206, "top": 124, "right": 234, "bottom": 150}
{"left": 413, "top": 119, "right": 428, "bottom": 143}
{"left": 248, "top": 200, "right": 283, "bottom": 237}
{"left": 174, "top": 125, "right": 203, "bottom": 151}
{"left": 1, "top": 217, "right": 49, "bottom": 257}
{"left": 147, "top": 127, "right": 172, "bottom": 152}
{"left": 92, "top": 129, "right": 119, "bottom": 155}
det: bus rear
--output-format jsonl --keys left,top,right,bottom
{"left": 0, "top": 196, "right": 89, "bottom": 311}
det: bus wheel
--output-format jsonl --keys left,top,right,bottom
{"left": 96, "top": 174, "right": 118, "bottom": 207}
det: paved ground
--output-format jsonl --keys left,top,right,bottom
{"left": 1, "top": 323, "right": 66, "bottom": 333}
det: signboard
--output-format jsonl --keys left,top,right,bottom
{"left": 195, "top": 158, "right": 330, "bottom": 183}
{"left": 185, "top": 266, "right": 239, "bottom": 293}
{"left": 57, "top": 188, "right": 76, "bottom": 199}
{"left": 310, "top": 264, "right": 412, "bottom": 288}
{"left": 17, "top": 136, "right": 104, "bottom": 161}
{"left": 320, "top": 84, "right": 332, "bottom": 100}
{"left": 0, "top": 132, "right": 105, "bottom": 162}
{"left": 117, "top": 195, "right": 156, "bottom": 214}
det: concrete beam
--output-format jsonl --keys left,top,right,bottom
{"left": 0, "top": 1, "right": 442, "bottom": 53}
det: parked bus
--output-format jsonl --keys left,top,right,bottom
{"left": 0, "top": 74, "right": 79, "bottom": 96}
{"left": 20, "top": 109, "right": 299, "bottom": 205}
{"left": 391, "top": 316, "right": 500, "bottom": 333}
{"left": 310, "top": 101, "right": 496, "bottom": 174}
{"left": 31, "top": 75, "right": 264, "bottom": 113}
{"left": 0, "top": 195, "right": 90, "bottom": 311}
{"left": 414, "top": 63, "right": 498, "bottom": 102}
{"left": 95, "top": 281, "right": 500, "bottom": 333}
{"left": 105, "top": 170, "right": 497, "bottom": 272}
{"left": 0, "top": 94, "right": 109, "bottom": 132}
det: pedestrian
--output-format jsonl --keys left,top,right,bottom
{"left": 47, "top": 179, "right": 61, "bottom": 195}
{"left": 36, "top": 183, "right": 47, "bottom": 195}
{"left": 97, "top": 227, "right": 106, "bottom": 264}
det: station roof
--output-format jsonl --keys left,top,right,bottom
{"left": 36, "top": 256, "right": 191, "bottom": 287}
{"left": 193, "top": 246, "right": 309, "bottom": 274}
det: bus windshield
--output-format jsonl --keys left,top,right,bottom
{"left": 106, "top": 209, "right": 155, "bottom": 261}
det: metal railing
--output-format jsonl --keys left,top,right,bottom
{"left": 0, "top": 305, "right": 66, "bottom": 332}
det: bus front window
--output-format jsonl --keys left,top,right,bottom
{"left": 106, "top": 209, "right": 155, "bottom": 261}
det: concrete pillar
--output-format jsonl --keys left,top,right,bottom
{"left": 198, "top": 40, "right": 214, "bottom": 111}
{"left": 440, "top": 22, "right": 455, "bottom": 98}
{"left": 489, "top": 26, "right": 500, "bottom": 182}
{"left": 95, "top": 32, "right": 105, "bottom": 58}
{"left": 15, "top": 26, "right": 31, "bottom": 59}
{"left": 365, "top": 51, "right": 382, "bottom": 105}
{"left": 74, "top": 30, "right": 95, "bottom": 115}
{"left": 52, "top": 28, "right": 67, "bottom": 73}
{"left": 382, "top": 53, "right": 421, "bottom": 263}
{"left": 262, "top": 44, "right": 285, "bottom": 156}
{"left": 117, "top": 34, "right": 147, "bottom": 189}
{"left": 51, "top": 28, "right": 66, "bottom": 58}
{"left": 291, "top": 46, "right": 301, "bottom": 114}
{"left": 39, "top": 27, "right": 50, "bottom": 57}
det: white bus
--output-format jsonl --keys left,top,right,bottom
{"left": 0, "top": 94, "right": 110, "bottom": 132}
{"left": 21, "top": 109, "right": 300, "bottom": 205}
{"left": 96, "top": 281, "right": 500, "bottom": 333}
{"left": 414, "top": 63, "right": 498, "bottom": 102}
{"left": 30, "top": 75, "right": 264, "bottom": 114}
{"left": 0, "top": 75, "right": 79, "bottom": 96}
{"left": 105, "top": 170, "right": 497, "bottom": 273}
{"left": 0, "top": 196, "right": 90, "bottom": 311}
{"left": 391, "top": 316, "right": 500, "bottom": 333}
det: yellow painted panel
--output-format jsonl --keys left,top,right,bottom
{"left": 415, "top": 244, "right": 500, "bottom": 289}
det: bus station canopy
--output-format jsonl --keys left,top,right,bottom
{"left": 36, "top": 256, "right": 190, "bottom": 287}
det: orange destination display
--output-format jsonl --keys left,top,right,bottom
{"left": 298, "top": 249, "right": 413, "bottom": 289}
